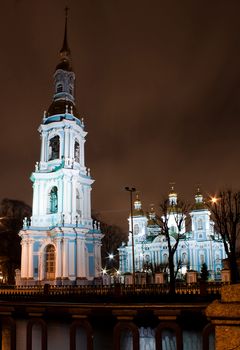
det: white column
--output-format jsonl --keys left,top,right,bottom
{"left": 80, "top": 187, "right": 84, "bottom": 219}
{"left": 69, "top": 129, "right": 74, "bottom": 159}
{"left": 64, "top": 127, "right": 70, "bottom": 159}
{"left": 39, "top": 251, "right": 43, "bottom": 281}
{"left": 55, "top": 238, "right": 62, "bottom": 278}
{"left": 72, "top": 178, "right": 77, "bottom": 219}
{"left": 39, "top": 182, "right": 45, "bottom": 215}
{"left": 84, "top": 187, "right": 91, "bottom": 219}
{"left": 89, "top": 187, "right": 92, "bottom": 219}
{"left": 28, "top": 239, "right": 34, "bottom": 278}
{"left": 67, "top": 178, "right": 72, "bottom": 223}
{"left": 94, "top": 242, "right": 101, "bottom": 277}
{"left": 32, "top": 183, "right": 38, "bottom": 216}
{"left": 21, "top": 240, "right": 28, "bottom": 278}
{"left": 79, "top": 139, "right": 85, "bottom": 167}
{"left": 58, "top": 180, "right": 63, "bottom": 213}
{"left": 76, "top": 238, "right": 86, "bottom": 278}
{"left": 40, "top": 132, "right": 46, "bottom": 162}
{"left": 62, "top": 238, "right": 69, "bottom": 278}
{"left": 63, "top": 178, "right": 68, "bottom": 213}
{"left": 60, "top": 132, "right": 64, "bottom": 159}
{"left": 68, "top": 240, "right": 75, "bottom": 277}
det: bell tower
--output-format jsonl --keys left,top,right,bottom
{"left": 19, "top": 10, "right": 102, "bottom": 285}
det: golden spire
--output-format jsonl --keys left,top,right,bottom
{"left": 169, "top": 182, "right": 176, "bottom": 195}
{"left": 60, "top": 7, "right": 70, "bottom": 55}
{"left": 56, "top": 7, "right": 72, "bottom": 71}
{"left": 133, "top": 192, "right": 144, "bottom": 216}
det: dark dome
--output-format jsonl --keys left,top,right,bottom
{"left": 55, "top": 58, "right": 72, "bottom": 72}
{"left": 47, "top": 100, "right": 78, "bottom": 117}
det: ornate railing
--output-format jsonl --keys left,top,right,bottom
{"left": 0, "top": 282, "right": 228, "bottom": 301}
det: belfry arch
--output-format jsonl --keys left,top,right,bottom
{"left": 48, "top": 135, "right": 60, "bottom": 160}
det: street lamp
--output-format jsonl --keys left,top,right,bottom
{"left": 125, "top": 186, "right": 136, "bottom": 288}
{"left": 211, "top": 196, "right": 218, "bottom": 204}
{"left": 108, "top": 253, "right": 114, "bottom": 260}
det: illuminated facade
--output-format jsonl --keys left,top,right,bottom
{"left": 119, "top": 188, "right": 226, "bottom": 280}
{"left": 19, "top": 14, "right": 102, "bottom": 285}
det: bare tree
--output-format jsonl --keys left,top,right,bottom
{"left": 154, "top": 198, "right": 189, "bottom": 294}
{"left": 92, "top": 212, "right": 127, "bottom": 271}
{"left": 0, "top": 198, "right": 31, "bottom": 284}
{"left": 207, "top": 190, "right": 240, "bottom": 283}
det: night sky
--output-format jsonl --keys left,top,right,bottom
{"left": 1, "top": 1, "right": 240, "bottom": 231}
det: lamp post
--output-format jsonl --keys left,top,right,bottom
{"left": 125, "top": 186, "right": 136, "bottom": 288}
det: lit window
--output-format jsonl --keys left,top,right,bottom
{"left": 45, "top": 245, "right": 55, "bottom": 280}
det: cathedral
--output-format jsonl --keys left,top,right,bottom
{"left": 119, "top": 187, "right": 226, "bottom": 280}
{"left": 17, "top": 11, "right": 226, "bottom": 286}
{"left": 19, "top": 13, "right": 102, "bottom": 285}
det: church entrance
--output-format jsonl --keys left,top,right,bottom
{"left": 45, "top": 245, "right": 56, "bottom": 280}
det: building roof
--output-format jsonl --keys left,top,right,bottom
{"left": 47, "top": 100, "right": 78, "bottom": 118}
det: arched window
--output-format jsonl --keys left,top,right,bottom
{"left": 182, "top": 252, "right": 187, "bottom": 264}
{"left": 49, "top": 187, "right": 58, "bottom": 214}
{"left": 74, "top": 140, "right": 80, "bottom": 163}
{"left": 49, "top": 135, "right": 60, "bottom": 160}
{"left": 163, "top": 254, "right": 168, "bottom": 264}
{"left": 200, "top": 253, "right": 205, "bottom": 265}
{"left": 113, "top": 322, "right": 139, "bottom": 350}
{"left": 27, "top": 319, "right": 47, "bottom": 350}
{"left": 45, "top": 245, "right": 55, "bottom": 280}
{"left": 197, "top": 219, "right": 203, "bottom": 230}
{"left": 56, "top": 83, "right": 63, "bottom": 93}
{"left": 70, "top": 320, "right": 93, "bottom": 350}
{"left": 134, "top": 224, "right": 139, "bottom": 234}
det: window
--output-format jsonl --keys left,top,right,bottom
{"left": 134, "top": 224, "right": 139, "bottom": 234}
{"left": 45, "top": 245, "right": 55, "bottom": 280}
{"left": 69, "top": 86, "right": 73, "bottom": 95}
{"left": 56, "top": 83, "right": 63, "bottom": 93}
{"left": 49, "top": 135, "right": 60, "bottom": 160}
{"left": 74, "top": 140, "right": 80, "bottom": 163}
{"left": 49, "top": 187, "right": 58, "bottom": 214}
{"left": 163, "top": 254, "right": 168, "bottom": 264}
{"left": 200, "top": 254, "right": 205, "bottom": 265}
{"left": 197, "top": 219, "right": 203, "bottom": 230}
{"left": 182, "top": 253, "right": 187, "bottom": 264}
{"left": 145, "top": 254, "right": 150, "bottom": 262}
